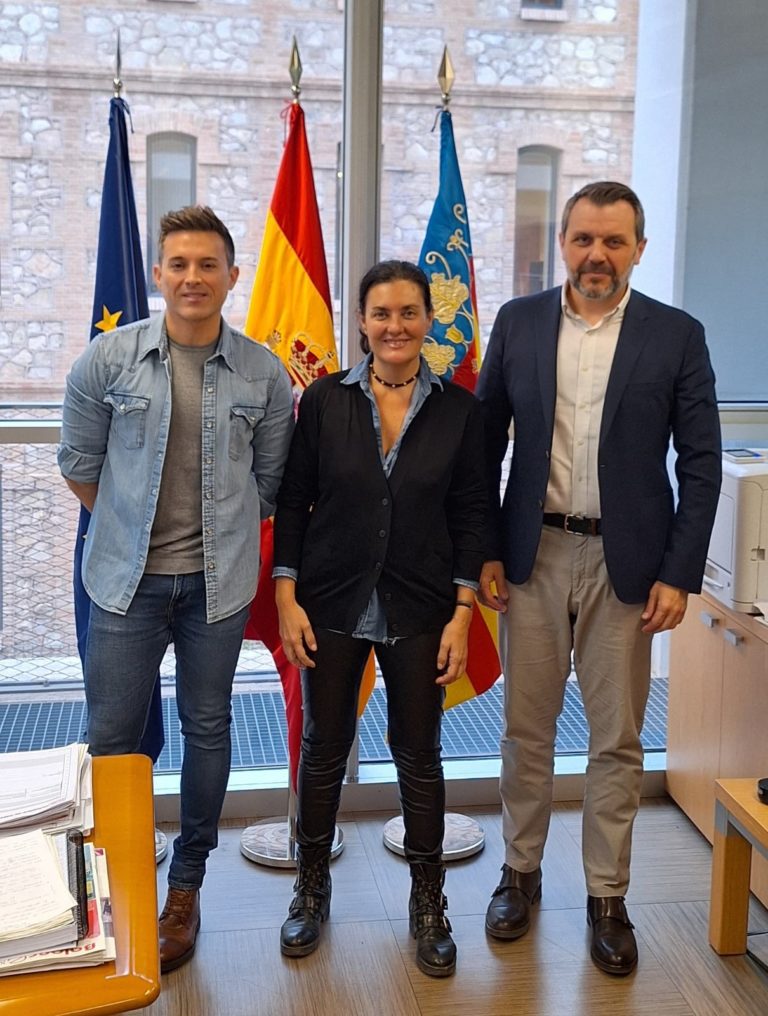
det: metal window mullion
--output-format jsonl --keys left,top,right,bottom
{"left": 340, "top": 0, "right": 383, "bottom": 371}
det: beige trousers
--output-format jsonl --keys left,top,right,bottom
{"left": 499, "top": 525, "right": 652, "bottom": 896}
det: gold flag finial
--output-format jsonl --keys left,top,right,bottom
{"left": 437, "top": 45, "right": 454, "bottom": 110}
{"left": 290, "top": 36, "right": 303, "bottom": 103}
{"left": 113, "top": 29, "right": 122, "bottom": 98}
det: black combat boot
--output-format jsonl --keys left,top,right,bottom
{"left": 280, "top": 855, "right": 331, "bottom": 957}
{"left": 408, "top": 862, "right": 456, "bottom": 977}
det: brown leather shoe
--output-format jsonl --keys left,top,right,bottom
{"left": 485, "top": 865, "right": 542, "bottom": 940}
{"left": 159, "top": 887, "right": 201, "bottom": 973}
{"left": 587, "top": 895, "right": 638, "bottom": 976}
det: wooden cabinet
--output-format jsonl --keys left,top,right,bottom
{"left": 667, "top": 591, "right": 768, "bottom": 905}
{"left": 667, "top": 597, "right": 726, "bottom": 840}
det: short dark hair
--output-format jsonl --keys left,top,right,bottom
{"left": 560, "top": 181, "right": 645, "bottom": 242}
{"left": 158, "top": 205, "right": 236, "bottom": 267}
{"left": 357, "top": 260, "right": 432, "bottom": 354}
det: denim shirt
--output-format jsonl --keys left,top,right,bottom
{"left": 275, "top": 353, "right": 477, "bottom": 641}
{"left": 58, "top": 313, "right": 295, "bottom": 622}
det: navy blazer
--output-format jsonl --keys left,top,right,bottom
{"left": 476, "top": 287, "right": 722, "bottom": 604}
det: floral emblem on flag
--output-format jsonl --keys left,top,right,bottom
{"left": 421, "top": 205, "right": 476, "bottom": 377}
{"left": 422, "top": 339, "right": 456, "bottom": 375}
{"left": 430, "top": 271, "right": 469, "bottom": 325}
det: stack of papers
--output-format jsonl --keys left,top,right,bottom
{"left": 0, "top": 743, "right": 114, "bottom": 975}
{"left": 0, "top": 743, "right": 93, "bottom": 834}
{"left": 0, "top": 841, "right": 115, "bottom": 976}
{"left": 0, "top": 830, "right": 78, "bottom": 957}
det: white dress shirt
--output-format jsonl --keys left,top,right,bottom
{"left": 544, "top": 283, "right": 632, "bottom": 518}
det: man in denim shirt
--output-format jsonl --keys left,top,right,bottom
{"left": 58, "top": 206, "right": 294, "bottom": 972}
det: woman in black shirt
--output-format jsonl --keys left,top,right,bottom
{"left": 273, "top": 260, "right": 486, "bottom": 978}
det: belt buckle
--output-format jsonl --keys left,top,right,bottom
{"left": 563, "top": 513, "right": 578, "bottom": 535}
{"left": 564, "top": 514, "right": 598, "bottom": 536}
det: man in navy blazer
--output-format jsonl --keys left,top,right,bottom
{"left": 476, "top": 181, "right": 721, "bottom": 975}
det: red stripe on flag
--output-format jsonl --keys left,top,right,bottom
{"left": 244, "top": 519, "right": 302, "bottom": 792}
{"left": 464, "top": 609, "right": 501, "bottom": 697}
{"left": 451, "top": 340, "right": 479, "bottom": 392}
{"left": 270, "top": 104, "right": 332, "bottom": 315}
{"left": 450, "top": 257, "right": 480, "bottom": 392}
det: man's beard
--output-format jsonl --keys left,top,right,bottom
{"left": 570, "top": 264, "right": 627, "bottom": 301}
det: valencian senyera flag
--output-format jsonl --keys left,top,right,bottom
{"left": 75, "top": 96, "right": 164, "bottom": 761}
{"left": 243, "top": 101, "right": 377, "bottom": 793}
{"left": 418, "top": 107, "right": 502, "bottom": 709}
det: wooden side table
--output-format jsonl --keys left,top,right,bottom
{"left": 709, "top": 778, "right": 768, "bottom": 955}
{"left": 0, "top": 754, "right": 160, "bottom": 1015}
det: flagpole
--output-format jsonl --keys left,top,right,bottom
{"left": 381, "top": 46, "right": 486, "bottom": 863}
{"left": 438, "top": 43, "right": 454, "bottom": 111}
{"left": 239, "top": 39, "right": 343, "bottom": 869}
{"left": 113, "top": 27, "right": 122, "bottom": 98}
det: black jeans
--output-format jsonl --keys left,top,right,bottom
{"left": 297, "top": 628, "right": 445, "bottom": 865}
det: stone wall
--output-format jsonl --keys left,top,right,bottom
{"left": 0, "top": 0, "right": 638, "bottom": 402}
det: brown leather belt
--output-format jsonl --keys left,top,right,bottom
{"left": 542, "top": 512, "right": 602, "bottom": 536}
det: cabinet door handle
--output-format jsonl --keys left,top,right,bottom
{"left": 699, "top": 611, "right": 720, "bottom": 628}
{"left": 723, "top": 628, "right": 744, "bottom": 646}
{"left": 703, "top": 576, "right": 724, "bottom": 590}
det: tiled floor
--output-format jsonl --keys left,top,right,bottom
{"left": 138, "top": 797, "right": 768, "bottom": 1016}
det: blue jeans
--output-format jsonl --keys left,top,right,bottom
{"left": 84, "top": 572, "right": 249, "bottom": 890}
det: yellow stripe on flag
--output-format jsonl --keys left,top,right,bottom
{"left": 244, "top": 210, "right": 338, "bottom": 385}
{"left": 443, "top": 602, "right": 501, "bottom": 710}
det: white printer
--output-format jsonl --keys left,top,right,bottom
{"left": 703, "top": 450, "right": 768, "bottom": 613}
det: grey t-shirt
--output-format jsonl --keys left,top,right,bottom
{"left": 145, "top": 337, "right": 218, "bottom": 575}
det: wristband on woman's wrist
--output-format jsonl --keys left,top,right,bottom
{"left": 454, "top": 602, "right": 473, "bottom": 610}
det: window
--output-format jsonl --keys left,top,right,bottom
{"left": 520, "top": 0, "right": 568, "bottom": 22}
{"left": 146, "top": 133, "right": 196, "bottom": 293}
{"left": 3, "top": 0, "right": 768, "bottom": 789}
{"left": 513, "top": 146, "right": 559, "bottom": 297}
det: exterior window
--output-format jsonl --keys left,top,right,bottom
{"left": 146, "top": 133, "right": 196, "bottom": 293}
{"left": 520, "top": 0, "right": 567, "bottom": 21}
{"left": 513, "top": 146, "right": 559, "bottom": 297}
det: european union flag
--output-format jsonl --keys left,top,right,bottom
{"left": 74, "top": 97, "right": 164, "bottom": 762}
{"left": 418, "top": 109, "right": 481, "bottom": 392}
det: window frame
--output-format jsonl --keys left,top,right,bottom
{"left": 145, "top": 131, "right": 197, "bottom": 295}
{"left": 513, "top": 145, "right": 560, "bottom": 298}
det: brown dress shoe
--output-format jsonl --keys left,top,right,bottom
{"left": 485, "top": 865, "right": 542, "bottom": 940}
{"left": 159, "top": 887, "right": 201, "bottom": 973}
{"left": 587, "top": 895, "right": 638, "bottom": 976}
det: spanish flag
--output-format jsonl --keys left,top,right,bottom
{"left": 244, "top": 103, "right": 338, "bottom": 384}
{"left": 418, "top": 108, "right": 502, "bottom": 709}
{"left": 243, "top": 102, "right": 376, "bottom": 791}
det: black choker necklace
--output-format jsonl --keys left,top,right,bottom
{"left": 370, "top": 365, "right": 418, "bottom": 389}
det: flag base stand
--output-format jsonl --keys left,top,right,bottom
{"left": 382, "top": 812, "right": 484, "bottom": 862}
{"left": 240, "top": 819, "right": 344, "bottom": 869}
{"left": 154, "top": 827, "right": 168, "bottom": 864}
